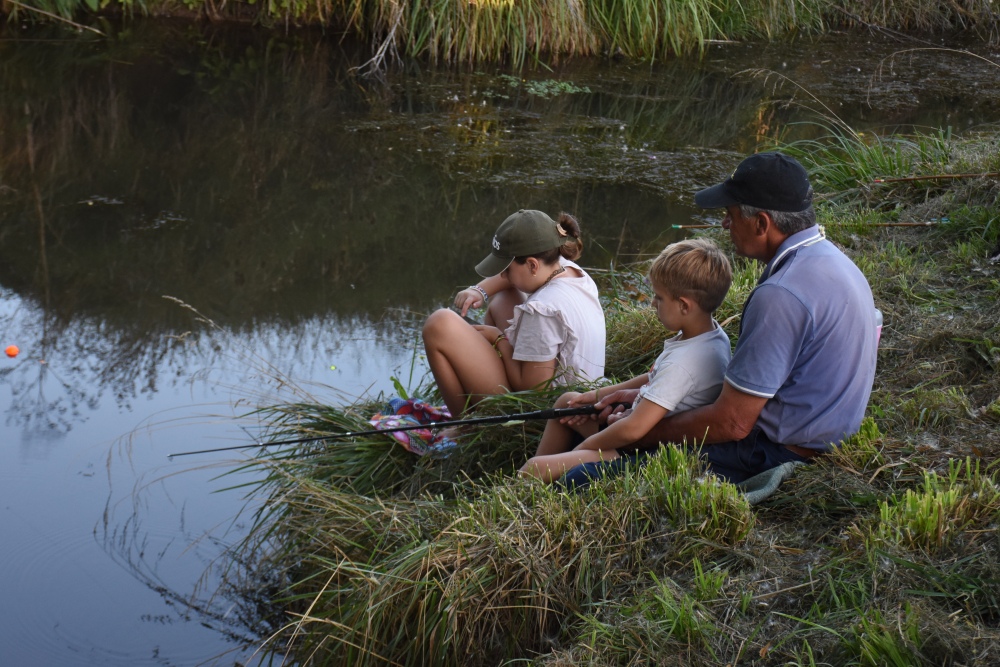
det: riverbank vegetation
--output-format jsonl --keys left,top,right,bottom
{"left": 230, "top": 123, "right": 1000, "bottom": 665}
{"left": 3, "top": 20, "right": 997, "bottom": 663}
{"left": 4, "top": 0, "right": 1000, "bottom": 65}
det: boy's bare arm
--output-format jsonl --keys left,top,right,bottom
{"left": 604, "top": 374, "right": 649, "bottom": 394}
{"left": 573, "top": 399, "right": 668, "bottom": 452}
{"left": 558, "top": 375, "right": 647, "bottom": 427}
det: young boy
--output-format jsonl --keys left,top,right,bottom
{"left": 519, "top": 238, "right": 733, "bottom": 483}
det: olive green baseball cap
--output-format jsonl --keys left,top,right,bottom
{"left": 474, "top": 209, "right": 566, "bottom": 277}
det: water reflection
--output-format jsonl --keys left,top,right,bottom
{"left": 2, "top": 19, "right": 999, "bottom": 666}
{"left": 1, "top": 289, "right": 424, "bottom": 433}
{"left": 5, "top": 26, "right": 997, "bottom": 336}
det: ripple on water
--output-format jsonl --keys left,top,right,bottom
{"left": 1, "top": 518, "right": 248, "bottom": 667}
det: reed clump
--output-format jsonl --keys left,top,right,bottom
{"left": 8, "top": 1, "right": 1000, "bottom": 65}
{"left": 250, "top": 446, "right": 752, "bottom": 666}
{"left": 870, "top": 459, "right": 1000, "bottom": 553}
{"left": 248, "top": 401, "right": 421, "bottom": 496}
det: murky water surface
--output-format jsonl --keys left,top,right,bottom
{"left": 1, "top": 20, "right": 998, "bottom": 665}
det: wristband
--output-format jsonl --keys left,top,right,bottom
{"left": 470, "top": 285, "right": 489, "bottom": 305}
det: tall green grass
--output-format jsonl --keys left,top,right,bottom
{"left": 839, "top": 0, "right": 998, "bottom": 32}
{"left": 780, "top": 123, "right": 952, "bottom": 209}
{"left": 8, "top": 0, "right": 1000, "bottom": 64}
{"left": 872, "top": 459, "right": 1000, "bottom": 553}
{"left": 588, "top": 0, "right": 728, "bottom": 59}
{"left": 249, "top": 446, "right": 752, "bottom": 666}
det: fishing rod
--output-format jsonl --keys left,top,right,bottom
{"left": 168, "top": 404, "right": 618, "bottom": 458}
{"left": 874, "top": 172, "right": 1000, "bottom": 183}
{"left": 672, "top": 219, "right": 947, "bottom": 230}
{"left": 858, "top": 220, "right": 946, "bottom": 227}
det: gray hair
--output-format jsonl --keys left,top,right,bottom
{"left": 740, "top": 195, "right": 816, "bottom": 235}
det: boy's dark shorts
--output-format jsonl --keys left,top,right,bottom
{"left": 557, "top": 426, "right": 818, "bottom": 491}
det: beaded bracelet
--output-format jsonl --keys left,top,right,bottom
{"left": 470, "top": 285, "right": 489, "bottom": 305}
{"left": 492, "top": 333, "right": 506, "bottom": 358}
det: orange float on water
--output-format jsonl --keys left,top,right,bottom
{"left": 5, "top": 345, "right": 19, "bottom": 358}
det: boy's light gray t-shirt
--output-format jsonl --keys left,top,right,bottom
{"left": 635, "top": 323, "right": 732, "bottom": 413}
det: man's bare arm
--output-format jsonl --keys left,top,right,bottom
{"left": 629, "top": 382, "right": 768, "bottom": 447}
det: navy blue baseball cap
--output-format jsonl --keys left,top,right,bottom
{"left": 694, "top": 152, "right": 812, "bottom": 212}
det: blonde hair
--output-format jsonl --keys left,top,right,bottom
{"left": 648, "top": 238, "right": 732, "bottom": 313}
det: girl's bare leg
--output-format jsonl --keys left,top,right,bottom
{"left": 483, "top": 286, "right": 524, "bottom": 329}
{"left": 422, "top": 309, "right": 510, "bottom": 416}
{"left": 519, "top": 448, "right": 621, "bottom": 484}
{"left": 533, "top": 392, "right": 600, "bottom": 456}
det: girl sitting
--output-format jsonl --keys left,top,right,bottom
{"left": 422, "top": 209, "right": 606, "bottom": 417}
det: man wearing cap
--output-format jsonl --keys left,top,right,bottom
{"left": 566, "top": 152, "right": 878, "bottom": 486}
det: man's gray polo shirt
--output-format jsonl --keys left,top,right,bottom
{"left": 725, "top": 226, "right": 878, "bottom": 450}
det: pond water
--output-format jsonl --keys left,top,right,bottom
{"left": 2, "top": 20, "right": 999, "bottom": 666}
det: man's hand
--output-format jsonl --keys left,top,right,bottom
{"left": 607, "top": 407, "right": 632, "bottom": 425}
{"left": 595, "top": 388, "right": 638, "bottom": 422}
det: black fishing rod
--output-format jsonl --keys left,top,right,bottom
{"left": 168, "top": 403, "right": 617, "bottom": 458}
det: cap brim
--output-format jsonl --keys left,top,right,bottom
{"left": 694, "top": 182, "right": 738, "bottom": 209}
{"left": 475, "top": 252, "right": 513, "bottom": 278}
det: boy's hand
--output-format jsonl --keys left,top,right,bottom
{"left": 561, "top": 390, "right": 598, "bottom": 426}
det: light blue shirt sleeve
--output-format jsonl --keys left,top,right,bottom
{"left": 725, "top": 284, "right": 810, "bottom": 398}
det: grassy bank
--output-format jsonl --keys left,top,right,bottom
{"left": 5, "top": 0, "right": 999, "bottom": 64}
{"left": 229, "top": 124, "right": 1000, "bottom": 665}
